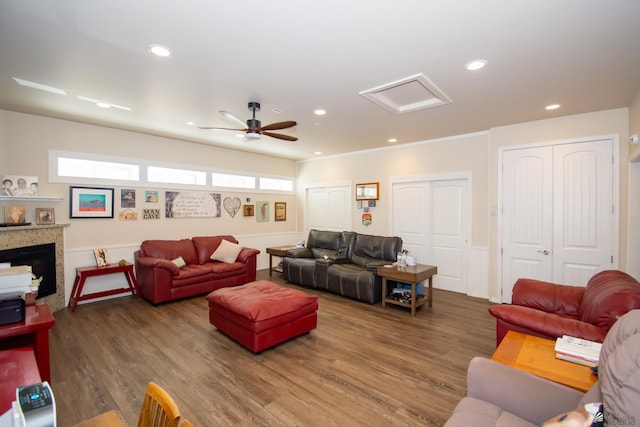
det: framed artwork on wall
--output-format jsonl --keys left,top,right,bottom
{"left": 355, "top": 182, "right": 379, "bottom": 201}
{"left": 274, "top": 202, "right": 286, "bottom": 221}
{"left": 69, "top": 186, "right": 114, "bottom": 219}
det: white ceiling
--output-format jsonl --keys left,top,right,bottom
{"left": 1, "top": 1, "right": 639, "bottom": 161}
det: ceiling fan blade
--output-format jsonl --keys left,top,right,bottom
{"left": 261, "top": 121, "right": 297, "bottom": 131}
{"left": 263, "top": 131, "right": 298, "bottom": 141}
{"left": 198, "top": 126, "right": 246, "bottom": 131}
{"left": 219, "top": 110, "right": 247, "bottom": 128}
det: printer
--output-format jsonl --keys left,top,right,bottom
{"left": 0, "top": 266, "right": 34, "bottom": 326}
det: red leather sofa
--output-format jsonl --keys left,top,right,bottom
{"left": 134, "top": 236, "right": 260, "bottom": 304}
{"left": 488, "top": 270, "right": 640, "bottom": 345}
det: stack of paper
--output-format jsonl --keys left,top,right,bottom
{"left": 554, "top": 335, "right": 602, "bottom": 367}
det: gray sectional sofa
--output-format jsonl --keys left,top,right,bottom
{"left": 282, "top": 229, "right": 402, "bottom": 303}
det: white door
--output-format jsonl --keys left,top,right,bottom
{"left": 429, "top": 180, "right": 469, "bottom": 294}
{"left": 392, "top": 178, "right": 469, "bottom": 294}
{"left": 305, "top": 185, "right": 350, "bottom": 235}
{"left": 501, "top": 139, "right": 615, "bottom": 302}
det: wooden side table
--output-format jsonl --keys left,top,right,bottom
{"left": 0, "top": 304, "right": 55, "bottom": 383}
{"left": 378, "top": 264, "right": 438, "bottom": 316}
{"left": 491, "top": 330, "right": 597, "bottom": 392}
{"left": 266, "top": 245, "right": 296, "bottom": 276}
{"left": 69, "top": 263, "right": 139, "bottom": 312}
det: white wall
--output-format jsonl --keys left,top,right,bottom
{"left": 0, "top": 110, "right": 301, "bottom": 305}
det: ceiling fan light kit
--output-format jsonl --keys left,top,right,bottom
{"left": 200, "top": 101, "right": 298, "bottom": 142}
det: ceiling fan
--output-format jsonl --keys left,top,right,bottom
{"left": 199, "top": 102, "right": 298, "bottom": 141}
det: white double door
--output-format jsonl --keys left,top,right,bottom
{"left": 391, "top": 178, "right": 469, "bottom": 294}
{"left": 501, "top": 139, "right": 616, "bottom": 302}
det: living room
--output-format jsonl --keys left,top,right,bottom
{"left": 1, "top": 1, "right": 640, "bottom": 426}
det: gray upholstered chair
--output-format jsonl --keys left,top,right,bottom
{"left": 444, "top": 309, "right": 640, "bottom": 426}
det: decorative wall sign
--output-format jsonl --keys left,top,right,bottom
{"left": 143, "top": 209, "right": 161, "bottom": 220}
{"left": 256, "top": 201, "right": 269, "bottom": 222}
{"left": 70, "top": 186, "right": 114, "bottom": 219}
{"left": 362, "top": 213, "right": 372, "bottom": 226}
{"left": 145, "top": 190, "right": 158, "bottom": 203}
{"left": 121, "top": 189, "right": 136, "bottom": 208}
{"left": 223, "top": 197, "right": 242, "bottom": 218}
{"left": 274, "top": 202, "right": 286, "bottom": 221}
{"left": 165, "top": 191, "right": 221, "bottom": 218}
{"left": 119, "top": 209, "right": 138, "bottom": 221}
{"left": 243, "top": 205, "right": 255, "bottom": 216}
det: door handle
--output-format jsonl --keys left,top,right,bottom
{"left": 537, "top": 249, "right": 550, "bottom": 255}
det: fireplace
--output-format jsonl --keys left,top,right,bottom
{"left": 0, "top": 224, "right": 66, "bottom": 311}
{"left": 0, "top": 243, "right": 57, "bottom": 299}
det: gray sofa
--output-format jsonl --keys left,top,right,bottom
{"left": 282, "top": 229, "right": 402, "bottom": 303}
{"left": 444, "top": 309, "right": 640, "bottom": 426}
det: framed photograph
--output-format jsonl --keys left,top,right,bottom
{"left": 1, "top": 175, "right": 38, "bottom": 197}
{"left": 3, "top": 205, "right": 26, "bottom": 224}
{"left": 36, "top": 208, "right": 55, "bottom": 225}
{"left": 274, "top": 202, "right": 286, "bottom": 221}
{"left": 355, "top": 182, "right": 379, "bottom": 201}
{"left": 93, "top": 248, "right": 110, "bottom": 267}
{"left": 69, "top": 186, "right": 114, "bottom": 219}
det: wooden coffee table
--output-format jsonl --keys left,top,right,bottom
{"left": 491, "top": 330, "right": 597, "bottom": 392}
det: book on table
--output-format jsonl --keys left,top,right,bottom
{"left": 554, "top": 335, "right": 602, "bottom": 366}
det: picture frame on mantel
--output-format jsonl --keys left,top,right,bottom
{"left": 69, "top": 186, "right": 114, "bottom": 219}
{"left": 355, "top": 182, "right": 379, "bottom": 201}
{"left": 36, "top": 208, "right": 55, "bottom": 225}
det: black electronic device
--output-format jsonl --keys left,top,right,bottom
{"left": 0, "top": 298, "right": 25, "bottom": 326}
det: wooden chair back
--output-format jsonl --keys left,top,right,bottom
{"left": 137, "top": 381, "right": 181, "bottom": 427}
{"left": 181, "top": 420, "right": 195, "bottom": 427}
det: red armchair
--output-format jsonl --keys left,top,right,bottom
{"left": 488, "top": 270, "right": 640, "bottom": 345}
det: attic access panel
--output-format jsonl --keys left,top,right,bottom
{"left": 359, "top": 73, "right": 451, "bottom": 114}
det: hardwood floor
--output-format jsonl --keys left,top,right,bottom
{"left": 49, "top": 270, "right": 496, "bottom": 426}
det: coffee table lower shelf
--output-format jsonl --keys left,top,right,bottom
{"left": 491, "top": 330, "right": 597, "bottom": 392}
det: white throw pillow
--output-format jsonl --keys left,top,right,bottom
{"left": 210, "top": 239, "right": 243, "bottom": 263}
{"left": 171, "top": 256, "right": 186, "bottom": 268}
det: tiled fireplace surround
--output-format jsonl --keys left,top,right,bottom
{"left": 0, "top": 224, "right": 66, "bottom": 311}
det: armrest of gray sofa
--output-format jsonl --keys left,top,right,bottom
{"left": 286, "top": 248, "right": 313, "bottom": 258}
{"left": 466, "top": 357, "right": 585, "bottom": 425}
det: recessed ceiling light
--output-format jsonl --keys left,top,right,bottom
{"left": 465, "top": 59, "right": 488, "bottom": 71}
{"left": 388, "top": 138, "right": 397, "bottom": 143}
{"left": 315, "top": 151, "right": 322, "bottom": 155}
{"left": 272, "top": 108, "right": 282, "bottom": 114}
{"left": 96, "top": 102, "right": 111, "bottom": 108}
{"left": 314, "top": 109, "right": 326, "bottom": 116}
{"left": 13, "top": 77, "right": 66, "bottom": 95}
{"left": 149, "top": 44, "right": 172, "bottom": 57}
{"left": 186, "top": 121, "right": 195, "bottom": 126}
{"left": 545, "top": 104, "right": 561, "bottom": 110}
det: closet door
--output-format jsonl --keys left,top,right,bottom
{"left": 501, "top": 139, "right": 614, "bottom": 302}
{"left": 305, "top": 185, "right": 350, "bottom": 235}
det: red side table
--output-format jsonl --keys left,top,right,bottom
{"left": 0, "top": 347, "right": 41, "bottom": 413}
{"left": 0, "top": 305, "right": 54, "bottom": 383}
{"left": 68, "top": 263, "right": 139, "bottom": 312}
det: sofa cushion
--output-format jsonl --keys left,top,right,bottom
{"left": 192, "top": 235, "right": 239, "bottom": 265}
{"left": 351, "top": 233, "right": 401, "bottom": 267}
{"left": 140, "top": 239, "right": 198, "bottom": 265}
{"left": 306, "top": 229, "right": 342, "bottom": 251}
{"left": 512, "top": 278, "right": 584, "bottom": 316}
{"left": 444, "top": 397, "right": 535, "bottom": 427}
{"left": 210, "top": 239, "right": 243, "bottom": 263}
{"left": 578, "top": 270, "right": 640, "bottom": 330}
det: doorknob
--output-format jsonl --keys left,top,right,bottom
{"left": 537, "top": 249, "right": 550, "bottom": 255}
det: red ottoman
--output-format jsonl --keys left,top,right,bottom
{"left": 206, "top": 280, "right": 318, "bottom": 353}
